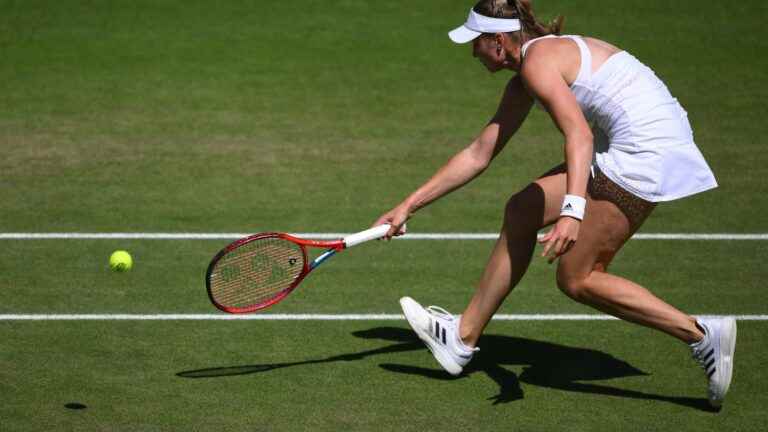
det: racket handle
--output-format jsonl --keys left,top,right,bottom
{"left": 343, "top": 224, "right": 392, "bottom": 248}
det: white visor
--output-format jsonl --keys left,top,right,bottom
{"left": 448, "top": 9, "right": 521, "bottom": 44}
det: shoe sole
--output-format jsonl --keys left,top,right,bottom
{"left": 400, "top": 297, "right": 463, "bottom": 376}
{"left": 710, "top": 317, "right": 737, "bottom": 408}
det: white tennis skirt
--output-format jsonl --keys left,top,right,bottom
{"left": 591, "top": 100, "right": 717, "bottom": 203}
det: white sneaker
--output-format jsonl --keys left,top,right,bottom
{"left": 690, "top": 317, "right": 737, "bottom": 408}
{"left": 399, "top": 296, "right": 478, "bottom": 376}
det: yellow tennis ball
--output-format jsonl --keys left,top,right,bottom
{"left": 109, "top": 250, "right": 133, "bottom": 272}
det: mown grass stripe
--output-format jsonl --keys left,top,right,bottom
{"left": 1, "top": 314, "right": 766, "bottom": 321}
{"left": 1, "top": 233, "right": 767, "bottom": 240}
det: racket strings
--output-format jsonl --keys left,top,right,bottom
{"left": 209, "top": 237, "right": 305, "bottom": 308}
{"left": 213, "top": 245, "right": 302, "bottom": 306}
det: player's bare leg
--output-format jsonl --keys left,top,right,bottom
{"left": 399, "top": 165, "right": 567, "bottom": 375}
{"left": 459, "top": 164, "right": 703, "bottom": 347}
{"left": 554, "top": 172, "right": 734, "bottom": 407}
{"left": 459, "top": 165, "right": 566, "bottom": 346}
{"left": 555, "top": 191, "right": 703, "bottom": 344}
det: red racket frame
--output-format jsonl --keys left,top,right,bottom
{"left": 205, "top": 232, "right": 346, "bottom": 314}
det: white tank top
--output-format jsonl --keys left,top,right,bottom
{"left": 520, "top": 35, "right": 717, "bottom": 202}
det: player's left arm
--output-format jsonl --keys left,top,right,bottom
{"left": 520, "top": 44, "right": 594, "bottom": 262}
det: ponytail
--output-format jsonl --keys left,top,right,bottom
{"left": 512, "top": 0, "right": 564, "bottom": 37}
{"left": 473, "top": 0, "right": 564, "bottom": 38}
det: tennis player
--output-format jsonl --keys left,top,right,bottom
{"left": 374, "top": 0, "right": 735, "bottom": 408}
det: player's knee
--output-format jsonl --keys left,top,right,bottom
{"left": 503, "top": 184, "right": 544, "bottom": 230}
{"left": 556, "top": 269, "right": 591, "bottom": 302}
{"left": 504, "top": 192, "right": 524, "bottom": 217}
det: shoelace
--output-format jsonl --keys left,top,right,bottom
{"left": 426, "top": 305, "right": 455, "bottom": 321}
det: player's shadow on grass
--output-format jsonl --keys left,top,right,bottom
{"left": 176, "top": 326, "right": 711, "bottom": 412}
{"left": 362, "top": 327, "right": 712, "bottom": 412}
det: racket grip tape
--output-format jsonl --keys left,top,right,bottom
{"left": 343, "top": 224, "right": 392, "bottom": 248}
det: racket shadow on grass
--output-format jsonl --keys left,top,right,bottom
{"left": 367, "top": 327, "right": 713, "bottom": 412}
{"left": 175, "top": 327, "right": 424, "bottom": 379}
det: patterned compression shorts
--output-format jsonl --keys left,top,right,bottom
{"left": 587, "top": 166, "right": 657, "bottom": 231}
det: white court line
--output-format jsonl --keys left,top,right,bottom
{"left": 1, "top": 314, "right": 766, "bottom": 321}
{"left": 0, "top": 233, "right": 767, "bottom": 240}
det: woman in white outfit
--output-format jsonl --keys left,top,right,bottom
{"left": 374, "top": 0, "right": 736, "bottom": 408}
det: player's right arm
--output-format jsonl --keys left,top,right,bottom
{"left": 375, "top": 76, "right": 534, "bottom": 238}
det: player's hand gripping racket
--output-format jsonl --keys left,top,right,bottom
{"left": 206, "top": 224, "right": 391, "bottom": 313}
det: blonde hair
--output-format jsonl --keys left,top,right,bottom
{"left": 472, "top": 0, "right": 564, "bottom": 38}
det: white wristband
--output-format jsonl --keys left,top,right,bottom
{"left": 560, "top": 194, "right": 586, "bottom": 220}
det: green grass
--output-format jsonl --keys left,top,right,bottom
{"left": 1, "top": 0, "right": 767, "bottom": 233}
{"left": 1, "top": 240, "right": 767, "bottom": 315}
{"left": 1, "top": 0, "right": 767, "bottom": 430}
{"left": 2, "top": 321, "right": 766, "bottom": 431}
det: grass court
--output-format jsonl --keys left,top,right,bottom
{"left": 1, "top": 0, "right": 767, "bottom": 430}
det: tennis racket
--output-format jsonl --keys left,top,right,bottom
{"left": 206, "top": 224, "right": 392, "bottom": 313}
